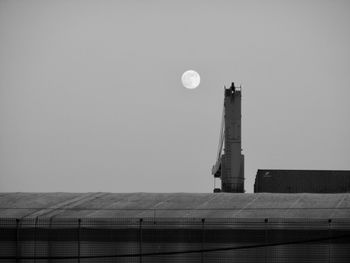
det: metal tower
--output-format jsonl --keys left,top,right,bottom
{"left": 212, "top": 82, "right": 244, "bottom": 193}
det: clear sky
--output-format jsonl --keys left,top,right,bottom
{"left": 1, "top": 0, "right": 349, "bottom": 193}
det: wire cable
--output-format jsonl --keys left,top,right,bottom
{"left": 1, "top": 233, "right": 349, "bottom": 260}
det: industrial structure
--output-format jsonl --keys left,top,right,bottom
{"left": 255, "top": 169, "right": 350, "bottom": 193}
{"left": 211, "top": 84, "right": 350, "bottom": 195}
{"left": 212, "top": 83, "right": 244, "bottom": 193}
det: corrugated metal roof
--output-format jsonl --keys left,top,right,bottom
{"left": 1, "top": 192, "right": 350, "bottom": 219}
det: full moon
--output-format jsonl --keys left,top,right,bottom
{"left": 181, "top": 70, "right": 200, "bottom": 89}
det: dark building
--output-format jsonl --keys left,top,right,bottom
{"left": 212, "top": 83, "right": 244, "bottom": 193}
{"left": 255, "top": 169, "right": 350, "bottom": 193}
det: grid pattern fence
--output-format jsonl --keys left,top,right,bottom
{"left": 1, "top": 217, "right": 350, "bottom": 262}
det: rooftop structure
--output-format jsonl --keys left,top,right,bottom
{"left": 255, "top": 169, "right": 350, "bottom": 193}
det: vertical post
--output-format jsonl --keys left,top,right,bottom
{"left": 16, "top": 218, "right": 19, "bottom": 263}
{"left": 78, "top": 219, "right": 81, "bottom": 263}
{"left": 48, "top": 218, "right": 52, "bottom": 263}
{"left": 264, "top": 218, "right": 268, "bottom": 263}
{"left": 34, "top": 217, "right": 38, "bottom": 263}
{"left": 328, "top": 219, "right": 332, "bottom": 263}
{"left": 201, "top": 218, "right": 205, "bottom": 263}
{"left": 139, "top": 218, "right": 143, "bottom": 263}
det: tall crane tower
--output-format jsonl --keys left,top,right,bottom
{"left": 212, "top": 82, "right": 244, "bottom": 193}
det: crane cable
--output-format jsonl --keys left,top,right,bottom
{"left": 216, "top": 101, "right": 225, "bottom": 161}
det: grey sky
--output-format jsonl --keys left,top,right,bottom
{"left": 1, "top": 0, "right": 349, "bottom": 193}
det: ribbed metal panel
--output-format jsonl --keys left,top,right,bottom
{"left": 1, "top": 218, "right": 350, "bottom": 262}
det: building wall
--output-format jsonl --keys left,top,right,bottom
{"left": 254, "top": 170, "right": 350, "bottom": 193}
{"left": 1, "top": 218, "right": 350, "bottom": 262}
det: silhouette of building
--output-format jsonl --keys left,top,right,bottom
{"left": 212, "top": 83, "right": 244, "bottom": 193}
{"left": 255, "top": 169, "right": 350, "bottom": 193}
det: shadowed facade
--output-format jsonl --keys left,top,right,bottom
{"left": 212, "top": 83, "right": 244, "bottom": 193}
